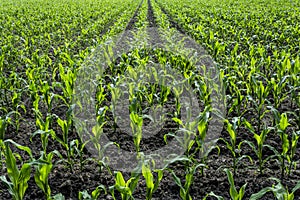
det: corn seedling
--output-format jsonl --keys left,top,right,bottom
{"left": 242, "top": 119, "right": 273, "bottom": 174}
{"left": 0, "top": 114, "right": 12, "bottom": 140}
{"left": 169, "top": 160, "right": 204, "bottom": 200}
{"left": 287, "top": 131, "right": 300, "bottom": 176}
{"left": 130, "top": 112, "right": 143, "bottom": 153}
{"left": 78, "top": 185, "right": 106, "bottom": 200}
{"left": 54, "top": 105, "right": 75, "bottom": 171}
{"left": 246, "top": 80, "right": 270, "bottom": 133}
{"left": 0, "top": 141, "right": 33, "bottom": 200}
{"left": 34, "top": 152, "right": 54, "bottom": 200}
{"left": 109, "top": 171, "right": 140, "bottom": 200}
{"left": 204, "top": 168, "right": 247, "bottom": 200}
{"left": 220, "top": 117, "right": 250, "bottom": 176}
{"left": 250, "top": 178, "right": 300, "bottom": 200}
{"left": 277, "top": 113, "right": 291, "bottom": 179}
{"left": 142, "top": 162, "right": 163, "bottom": 200}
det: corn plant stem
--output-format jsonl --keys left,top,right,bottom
{"left": 281, "top": 154, "right": 285, "bottom": 180}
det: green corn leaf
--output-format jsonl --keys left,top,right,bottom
{"left": 287, "top": 193, "right": 294, "bottom": 200}
{"left": 115, "top": 172, "right": 126, "bottom": 187}
{"left": 282, "top": 134, "right": 290, "bottom": 155}
{"left": 34, "top": 153, "right": 53, "bottom": 196}
{"left": 225, "top": 169, "right": 238, "bottom": 199}
{"left": 272, "top": 181, "right": 287, "bottom": 199}
{"left": 18, "top": 163, "right": 31, "bottom": 200}
{"left": 225, "top": 120, "right": 236, "bottom": 143}
{"left": 127, "top": 175, "right": 139, "bottom": 196}
{"left": 5, "top": 139, "right": 33, "bottom": 159}
{"left": 249, "top": 187, "right": 272, "bottom": 200}
{"left": 204, "top": 192, "right": 224, "bottom": 200}
{"left": 243, "top": 119, "right": 255, "bottom": 134}
{"left": 5, "top": 143, "right": 19, "bottom": 185}
{"left": 52, "top": 193, "right": 65, "bottom": 200}
{"left": 57, "top": 118, "right": 67, "bottom": 135}
{"left": 184, "top": 173, "right": 193, "bottom": 190}
{"left": 0, "top": 118, "right": 6, "bottom": 140}
{"left": 172, "top": 117, "right": 183, "bottom": 126}
{"left": 153, "top": 170, "right": 163, "bottom": 191}
{"left": 142, "top": 164, "right": 154, "bottom": 190}
{"left": 0, "top": 175, "right": 13, "bottom": 193}
{"left": 291, "top": 180, "right": 300, "bottom": 194}
{"left": 170, "top": 170, "right": 183, "bottom": 188}
{"left": 254, "top": 133, "right": 262, "bottom": 146}
{"left": 239, "top": 182, "right": 247, "bottom": 199}
{"left": 91, "top": 185, "right": 106, "bottom": 199}
{"left": 279, "top": 113, "right": 290, "bottom": 131}
{"left": 78, "top": 190, "right": 90, "bottom": 200}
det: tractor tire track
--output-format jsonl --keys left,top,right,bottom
{"left": 155, "top": 0, "right": 187, "bottom": 35}
{"left": 125, "top": 0, "right": 144, "bottom": 31}
{"left": 147, "top": 0, "right": 163, "bottom": 46}
{"left": 114, "top": 0, "right": 144, "bottom": 51}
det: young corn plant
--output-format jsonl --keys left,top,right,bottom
{"left": 34, "top": 152, "right": 54, "bottom": 200}
{"left": 32, "top": 95, "right": 56, "bottom": 155}
{"left": 130, "top": 112, "right": 143, "bottom": 154}
{"left": 192, "top": 106, "right": 220, "bottom": 175}
{"left": 109, "top": 171, "right": 140, "bottom": 200}
{"left": 78, "top": 185, "right": 106, "bottom": 200}
{"left": 250, "top": 178, "right": 300, "bottom": 200}
{"left": 246, "top": 80, "right": 270, "bottom": 133}
{"left": 38, "top": 80, "right": 55, "bottom": 114}
{"left": 0, "top": 110, "right": 20, "bottom": 139}
{"left": 168, "top": 115, "right": 197, "bottom": 159}
{"left": 31, "top": 128, "right": 55, "bottom": 158}
{"left": 227, "top": 82, "right": 247, "bottom": 117}
{"left": 0, "top": 114, "right": 12, "bottom": 140}
{"left": 173, "top": 83, "right": 184, "bottom": 118}
{"left": 128, "top": 81, "right": 143, "bottom": 115}
{"left": 58, "top": 64, "right": 76, "bottom": 106}
{"left": 169, "top": 161, "right": 205, "bottom": 200}
{"left": 53, "top": 105, "right": 75, "bottom": 171}
{"left": 287, "top": 130, "right": 300, "bottom": 176}
{"left": 242, "top": 119, "right": 273, "bottom": 174}
{"left": 220, "top": 117, "right": 251, "bottom": 176}
{"left": 96, "top": 84, "right": 107, "bottom": 114}
{"left": 204, "top": 168, "right": 247, "bottom": 200}
{"left": 269, "top": 76, "right": 288, "bottom": 110}
{"left": 109, "top": 83, "right": 122, "bottom": 131}
{"left": 289, "top": 58, "right": 299, "bottom": 108}
{"left": 142, "top": 162, "right": 164, "bottom": 200}
{"left": 0, "top": 141, "right": 33, "bottom": 200}
{"left": 90, "top": 116, "right": 114, "bottom": 173}
{"left": 144, "top": 67, "right": 160, "bottom": 107}
{"left": 225, "top": 168, "right": 247, "bottom": 200}
{"left": 11, "top": 90, "right": 25, "bottom": 133}
{"left": 269, "top": 109, "right": 299, "bottom": 177}
{"left": 277, "top": 113, "right": 291, "bottom": 179}
{"left": 69, "top": 138, "right": 89, "bottom": 171}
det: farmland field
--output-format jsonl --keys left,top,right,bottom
{"left": 0, "top": 0, "right": 299, "bottom": 199}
